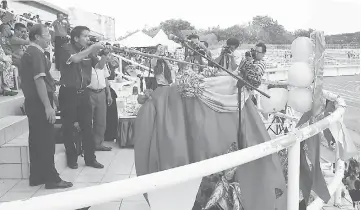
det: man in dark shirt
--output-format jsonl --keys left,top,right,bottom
{"left": 58, "top": 25, "right": 106, "bottom": 169}
{"left": 52, "top": 13, "right": 70, "bottom": 70}
{"left": 19, "top": 24, "right": 72, "bottom": 189}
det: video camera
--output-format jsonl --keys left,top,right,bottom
{"left": 222, "top": 45, "right": 232, "bottom": 54}
{"left": 88, "top": 37, "right": 110, "bottom": 56}
{"left": 248, "top": 48, "right": 257, "bottom": 59}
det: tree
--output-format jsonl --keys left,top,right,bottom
{"left": 294, "top": 29, "right": 315, "bottom": 38}
{"left": 251, "top": 15, "right": 289, "bottom": 44}
{"left": 199, "top": 33, "right": 218, "bottom": 45}
{"left": 159, "top": 19, "right": 195, "bottom": 36}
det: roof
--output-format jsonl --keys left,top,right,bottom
{"left": 12, "top": 0, "right": 69, "bottom": 15}
{"left": 153, "top": 29, "right": 181, "bottom": 50}
{"left": 117, "top": 31, "right": 157, "bottom": 48}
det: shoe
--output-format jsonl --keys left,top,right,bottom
{"left": 85, "top": 160, "right": 104, "bottom": 169}
{"left": 45, "top": 180, "right": 73, "bottom": 189}
{"left": 95, "top": 145, "right": 112, "bottom": 151}
{"left": 2, "top": 90, "right": 18, "bottom": 96}
{"left": 68, "top": 162, "right": 78, "bottom": 169}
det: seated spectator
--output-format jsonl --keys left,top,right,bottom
{"left": 1, "top": 0, "right": 7, "bottom": 10}
{"left": 11, "top": 22, "right": 30, "bottom": 67}
{"left": 0, "top": 23, "right": 17, "bottom": 95}
{"left": 27, "top": 22, "right": 33, "bottom": 31}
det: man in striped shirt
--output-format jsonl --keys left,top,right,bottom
{"left": 237, "top": 43, "right": 267, "bottom": 107}
{"left": 252, "top": 42, "right": 267, "bottom": 74}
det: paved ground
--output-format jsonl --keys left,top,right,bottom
{"left": 0, "top": 142, "right": 150, "bottom": 210}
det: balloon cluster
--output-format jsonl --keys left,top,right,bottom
{"left": 260, "top": 37, "right": 314, "bottom": 114}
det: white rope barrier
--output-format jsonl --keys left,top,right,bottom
{"left": 0, "top": 90, "right": 346, "bottom": 210}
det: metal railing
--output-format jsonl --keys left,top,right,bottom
{"left": 0, "top": 90, "right": 346, "bottom": 210}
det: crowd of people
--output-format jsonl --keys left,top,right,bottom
{"left": 0, "top": 6, "right": 66, "bottom": 97}
{"left": 343, "top": 158, "right": 360, "bottom": 209}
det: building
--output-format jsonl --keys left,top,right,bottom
{"left": 68, "top": 7, "right": 115, "bottom": 41}
{"left": 9, "top": 0, "right": 68, "bottom": 23}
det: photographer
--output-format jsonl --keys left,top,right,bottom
{"left": 184, "top": 34, "right": 209, "bottom": 73}
{"left": 214, "top": 38, "right": 240, "bottom": 71}
{"left": 150, "top": 44, "right": 173, "bottom": 88}
{"left": 238, "top": 42, "right": 267, "bottom": 77}
{"left": 58, "top": 26, "right": 107, "bottom": 170}
{"left": 238, "top": 42, "right": 267, "bottom": 105}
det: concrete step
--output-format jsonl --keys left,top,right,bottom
{"left": 0, "top": 133, "right": 67, "bottom": 179}
{"left": 0, "top": 116, "right": 28, "bottom": 147}
{"left": 0, "top": 93, "right": 24, "bottom": 119}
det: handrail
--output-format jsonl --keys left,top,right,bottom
{"left": 0, "top": 90, "right": 346, "bottom": 210}
{"left": 265, "top": 64, "right": 360, "bottom": 73}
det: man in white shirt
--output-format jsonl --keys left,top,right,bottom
{"left": 88, "top": 54, "right": 113, "bottom": 151}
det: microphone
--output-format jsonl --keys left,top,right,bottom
{"left": 168, "top": 34, "right": 189, "bottom": 44}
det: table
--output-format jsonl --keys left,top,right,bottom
{"left": 116, "top": 115, "right": 137, "bottom": 148}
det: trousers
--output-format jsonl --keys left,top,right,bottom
{"left": 25, "top": 94, "right": 61, "bottom": 184}
{"left": 88, "top": 89, "right": 107, "bottom": 147}
{"left": 58, "top": 86, "right": 96, "bottom": 164}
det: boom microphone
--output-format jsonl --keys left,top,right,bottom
{"left": 168, "top": 34, "right": 190, "bottom": 44}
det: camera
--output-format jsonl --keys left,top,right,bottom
{"left": 88, "top": 37, "right": 110, "bottom": 56}
{"left": 247, "top": 48, "right": 257, "bottom": 59}
{"left": 195, "top": 46, "right": 206, "bottom": 56}
{"left": 222, "top": 46, "right": 232, "bottom": 54}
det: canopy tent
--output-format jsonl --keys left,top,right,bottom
{"left": 152, "top": 29, "right": 181, "bottom": 52}
{"left": 118, "top": 31, "right": 157, "bottom": 48}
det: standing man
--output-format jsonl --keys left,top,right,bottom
{"left": 88, "top": 50, "right": 113, "bottom": 151}
{"left": 58, "top": 26, "right": 106, "bottom": 169}
{"left": 19, "top": 24, "right": 72, "bottom": 189}
{"left": 52, "top": 13, "right": 70, "bottom": 70}
{"left": 215, "top": 38, "right": 240, "bottom": 71}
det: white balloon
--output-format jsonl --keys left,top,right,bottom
{"left": 288, "top": 62, "right": 314, "bottom": 87}
{"left": 260, "top": 88, "right": 289, "bottom": 113}
{"left": 291, "top": 37, "right": 313, "bottom": 62}
{"left": 288, "top": 88, "right": 313, "bottom": 113}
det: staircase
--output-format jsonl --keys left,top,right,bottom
{"left": 0, "top": 93, "right": 67, "bottom": 180}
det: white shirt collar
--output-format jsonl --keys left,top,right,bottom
{"left": 30, "top": 42, "right": 45, "bottom": 53}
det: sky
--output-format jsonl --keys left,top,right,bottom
{"left": 46, "top": 0, "right": 361, "bottom": 38}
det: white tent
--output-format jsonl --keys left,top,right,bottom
{"left": 118, "top": 31, "right": 157, "bottom": 48}
{"left": 153, "top": 29, "right": 181, "bottom": 52}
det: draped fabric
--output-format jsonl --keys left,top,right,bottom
{"left": 117, "top": 117, "right": 136, "bottom": 147}
{"left": 199, "top": 76, "right": 249, "bottom": 112}
{"left": 133, "top": 84, "right": 287, "bottom": 210}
